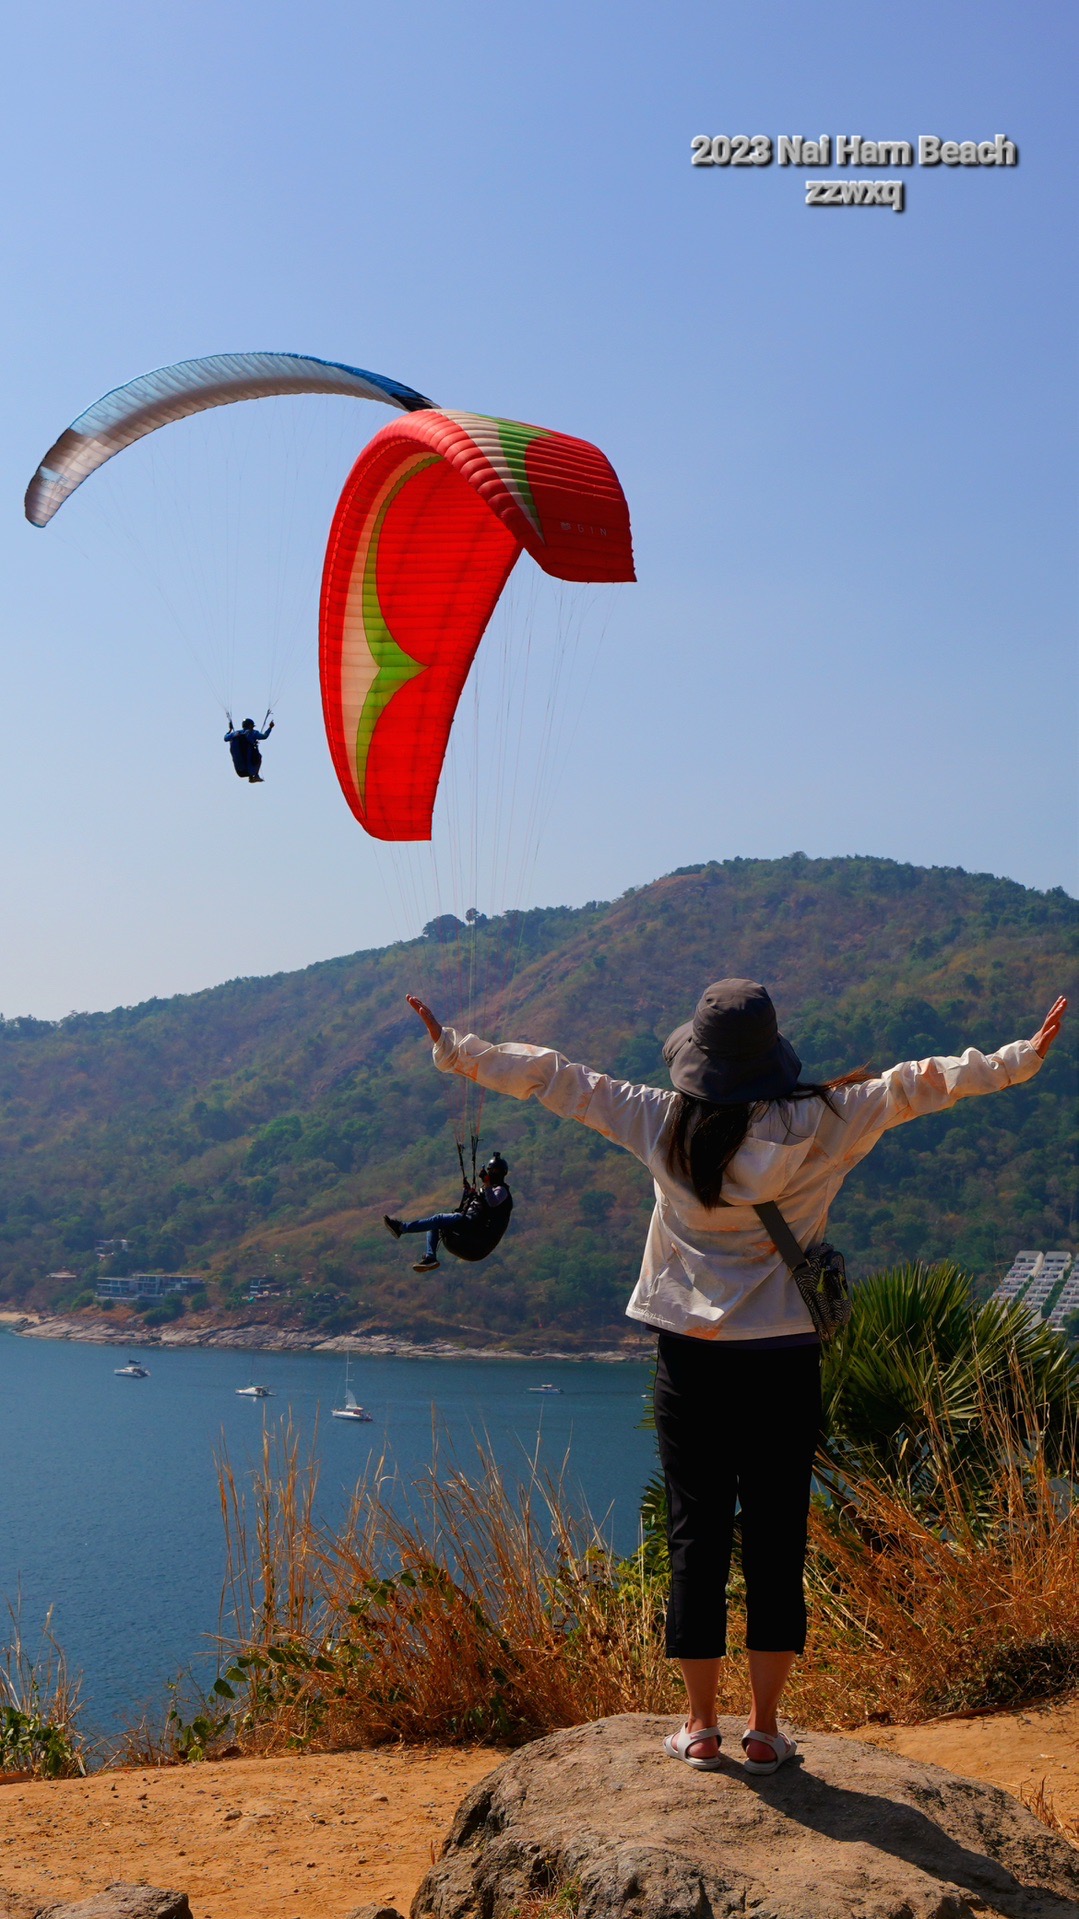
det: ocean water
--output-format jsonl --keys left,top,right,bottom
{"left": 0, "top": 1333, "right": 654, "bottom": 1738}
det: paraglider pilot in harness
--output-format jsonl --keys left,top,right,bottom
{"left": 385, "top": 1153, "right": 513, "bottom": 1273}
{"left": 225, "top": 716, "right": 274, "bottom": 782}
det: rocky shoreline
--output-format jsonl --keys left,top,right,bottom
{"left": 2, "top": 1311, "right": 649, "bottom": 1364}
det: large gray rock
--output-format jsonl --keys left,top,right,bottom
{"left": 413, "top": 1714, "right": 1079, "bottom": 1919}
{"left": 34, "top": 1888, "right": 190, "bottom": 1919}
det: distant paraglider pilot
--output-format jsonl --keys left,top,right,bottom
{"left": 385, "top": 1153, "right": 513, "bottom": 1273}
{"left": 226, "top": 716, "right": 274, "bottom": 783}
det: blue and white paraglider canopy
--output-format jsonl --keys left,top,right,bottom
{"left": 25, "top": 351, "right": 435, "bottom": 528}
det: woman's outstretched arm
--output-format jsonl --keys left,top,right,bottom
{"left": 1031, "top": 995, "right": 1067, "bottom": 1057}
{"left": 407, "top": 996, "right": 442, "bottom": 1042}
{"left": 817, "top": 995, "right": 1067, "bottom": 1168}
{"left": 405, "top": 996, "right": 673, "bottom": 1166}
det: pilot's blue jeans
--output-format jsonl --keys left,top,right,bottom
{"left": 401, "top": 1212, "right": 462, "bottom": 1261}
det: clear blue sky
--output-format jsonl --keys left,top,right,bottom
{"left": 2, "top": 1, "right": 1074, "bottom": 1017}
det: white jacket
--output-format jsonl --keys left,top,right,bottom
{"left": 432, "top": 1026, "right": 1043, "bottom": 1341}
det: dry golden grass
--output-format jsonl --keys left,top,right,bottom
{"left": 212, "top": 1422, "right": 678, "bottom": 1752}
{"left": 188, "top": 1391, "right": 1079, "bottom": 1764}
{"left": 795, "top": 1379, "right": 1079, "bottom": 1728}
{"left": 102, "top": 1330, "right": 1073, "bottom": 1768}
{"left": 1019, "top": 1777, "right": 1079, "bottom": 1846}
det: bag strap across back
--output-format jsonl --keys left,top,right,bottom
{"left": 716, "top": 1194, "right": 809, "bottom": 1273}
{"left": 752, "top": 1199, "right": 809, "bottom": 1274}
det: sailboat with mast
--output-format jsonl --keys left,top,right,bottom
{"left": 332, "top": 1347, "right": 372, "bottom": 1422}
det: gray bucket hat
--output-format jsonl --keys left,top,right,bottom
{"left": 663, "top": 978, "right": 801, "bottom": 1105}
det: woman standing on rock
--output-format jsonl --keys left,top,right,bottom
{"left": 406, "top": 982, "right": 1066, "bottom": 1773}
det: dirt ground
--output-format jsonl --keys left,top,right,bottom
{"left": 0, "top": 1701, "right": 1075, "bottom": 1918}
{"left": 0, "top": 1745, "right": 504, "bottom": 1919}
{"left": 854, "top": 1692, "right": 1079, "bottom": 1830}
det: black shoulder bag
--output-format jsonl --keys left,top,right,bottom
{"left": 752, "top": 1200, "right": 851, "bottom": 1343}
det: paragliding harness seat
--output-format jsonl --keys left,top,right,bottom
{"left": 438, "top": 1139, "right": 513, "bottom": 1263}
{"left": 228, "top": 730, "right": 261, "bottom": 779}
{"left": 438, "top": 1184, "right": 513, "bottom": 1263}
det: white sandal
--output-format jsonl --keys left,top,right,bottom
{"left": 740, "top": 1727, "right": 797, "bottom": 1774}
{"left": 663, "top": 1722, "right": 723, "bottom": 1770}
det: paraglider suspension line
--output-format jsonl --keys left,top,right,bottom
{"left": 454, "top": 1130, "right": 480, "bottom": 1192}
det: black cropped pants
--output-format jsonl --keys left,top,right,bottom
{"left": 653, "top": 1331, "right": 822, "bottom": 1660}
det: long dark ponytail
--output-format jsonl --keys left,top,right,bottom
{"left": 666, "top": 1070, "right": 873, "bottom": 1209}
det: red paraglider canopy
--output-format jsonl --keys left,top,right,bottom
{"left": 319, "top": 409, "right": 634, "bottom": 841}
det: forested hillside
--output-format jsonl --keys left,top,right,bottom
{"left": 0, "top": 855, "right": 1074, "bottom": 1341}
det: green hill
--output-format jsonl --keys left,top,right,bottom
{"left": 0, "top": 855, "right": 1074, "bottom": 1340}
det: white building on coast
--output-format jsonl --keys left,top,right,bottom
{"left": 992, "top": 1250, "right": 1076, "bottom": 1330}
{"left": 95, "top": 1274, "right": 203, "bottom": 1302}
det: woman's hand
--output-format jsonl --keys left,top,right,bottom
{"left": 1031, "top": 996, "right": 1067, "bottom": 1057}
{"left": 407, "top": 995, "right": 443, "bottom": 1043}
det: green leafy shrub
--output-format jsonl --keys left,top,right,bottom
{"left": 0, "top": 1609, "right": 84, "bottom": 1778}
{"left": 141, "top": 1293, "right": 184, "bottom": 1327}
{"left": 819, "top": 1262, "right": 1079, "bottom": 1523}
{"left": 0, "top": 1705, "right": 84, "bottom": 1779}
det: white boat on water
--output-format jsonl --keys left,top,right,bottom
{"left": 332, "top": 1350, "right": 372, "bottom": 1422}
{"left": 115, "top": 1362, "right": 150, "bottom": 1378}
{"left": 332, "top": 1389, "right": 372, "bottom": 1422}
{"left": 236, "top": 1383, "right": 272, "bottom": 1398}
{"left": 529, "top": 1382, "right": 562, "bottom": 1394}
